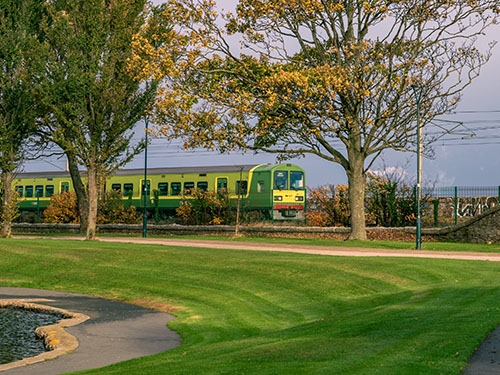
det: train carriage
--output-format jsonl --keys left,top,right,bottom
{"left": 13, "top": 163, "right": 306, "bottom": 221}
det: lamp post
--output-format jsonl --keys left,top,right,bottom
{"left": 412, "top": 84, "right": 423, "bottom": 250}
{"left": 142, "top": 116, "right": 149, "bottom": 238}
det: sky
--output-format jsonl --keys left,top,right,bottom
{"left": 24, "top": 3, "right": 500, "bottom": 188}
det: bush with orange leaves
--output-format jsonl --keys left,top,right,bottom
{"left": 176, "top": 189, "right": 231, "bottom": 225}
{"left": 97, "top": 190, "right": 139, "bottom": 224}
{"left": 306, "top": 185, "right": 350, "bottom": 227}
{"left": 44, "top": 190, "right": 139, "bottom": 224}
{"left": 43, "top": 191, "right": 80, "bottom": 224}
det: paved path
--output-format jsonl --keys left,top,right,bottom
{"left": 99, "top": 236, "right": 500, "bottom": 262}
{"left": 4, "top": 236, "right": 500, "bottom": 374}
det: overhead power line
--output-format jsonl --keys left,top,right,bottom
{"left": 437, "top": 140, "right": 500, "bottom": 146}
{"left": 452, "top": 109, "right": 500, "bottom": 114}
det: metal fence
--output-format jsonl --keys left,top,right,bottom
{"left": 422, "top": 186, "right": 500, "bottom": 227}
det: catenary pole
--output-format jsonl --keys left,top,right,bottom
{"left": 142, "top": 116, "right": 149, "bottom": 238}
{"left": 412, "top": 84, "right": 424, "bottom": 250}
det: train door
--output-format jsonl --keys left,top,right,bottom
{"left": 217, "top": 177, "right": 228, "bottom": 193}
{"left": 141, "top": 179, "right": 151, "bottom": 197}
{"left": 60, "top": 181, "right": 70, "bottom": 194}
{"left": 141, "top": 179, "right": 151, "bottom": 209}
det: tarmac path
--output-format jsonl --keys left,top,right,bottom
{"left": 0, "top": 288, "right": 180, "bottom": 375}
{"left": 97, "top": 236, "right": 500, "bottom": 262}
{"left": 2, "top": 236, "right": 500, "bottom": 374}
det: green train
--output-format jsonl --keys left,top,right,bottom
{"left": 14, "top": 163, "right": 306, "bottom": 220}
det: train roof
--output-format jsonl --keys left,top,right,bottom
{"left": 12, "top": 164, "right": 293, "bottom": 179}
{"left": 254, "top": 163, "right": 305, "bottom": 172}
{"left": 113, "top": 164, "right": 260, "bottom": 176}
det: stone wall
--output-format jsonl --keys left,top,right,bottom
{"left": 11, "top": 222, "right": 416, "bottom": 241}
{"left": 423, "top": 205, "right": 500, "bottom": 244}
{"left": 12, "top": 207, "right": 500, "bottom": 244}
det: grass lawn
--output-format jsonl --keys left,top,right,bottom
{"left": 1, "top": 238, "right": 500, "bottom": 374}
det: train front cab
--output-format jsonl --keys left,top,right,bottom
{"left": 271, "top": 165, "right": 305, "bottom": 220}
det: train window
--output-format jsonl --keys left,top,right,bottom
{"left": 141, "top": 180, "right": 151, "bottom": 196}
{"left": 123, "top": 183, "right": 134, "bottom": 197}
{"left": 257, "top": 181, "right": 264, "bottom": 193}
{"left": 25, "top": 186, "right": 33, "bottom": 198}
{"left": 171, "top": 182, "right": 181, "bottom": 195}
{"left": 61, "top": 182, "right": 70, "bottom": 193}
{"left": 111, "top": 183, "right": 121, "bottom": 192}
{"left": 197, "top": 181, "right": 208, "bottom": 191}
{"left": 45, "top": 185, "right": 54, "bottom": 197}
{"left": 35, "top": 185, "right": 44, "bottom": 198}
{"left": 158, "top": 182, "right": 168, "bottom": 196}
{"left": 217, "top": 178, "right": 227, "bottom": 192}
{"left": 236, "top": 180, "right": 248, "bottom": 195}
{"left": 290, "top": 171, "right": 304, "bottom": 189}
{"left": 274, "top": 171, "right": 288, "bottom": 190}
{"left": 184, "top": 182, "right": 195, "bottom": 194}
{"left": 16, "top": 186, "right": 23, "bottom": 197}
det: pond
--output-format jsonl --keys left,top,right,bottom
{"left": 0, "top": 307, "right": 63, "bottom": 364}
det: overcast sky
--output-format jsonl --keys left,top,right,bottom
{"left": 26, "top": 2, "right": 500, "bottom": 188}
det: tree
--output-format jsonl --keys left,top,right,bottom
{"left": 0, "top": 0, "right": 45, "bottom": 237}
{"left": 142, "top": 0, "right": 499, "bottom": 240}
{"left": 37, "top": 0, "right": 158, "bottom": 239}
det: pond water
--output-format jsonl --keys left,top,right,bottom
{"left": 0, "top": 307, "right": 62, "bottom": 364}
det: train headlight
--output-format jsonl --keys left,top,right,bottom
{"left": 274, "top": 195, "right": 283, "bottom": 201}
{"left": 295, "top": 196, "right": 304, "bottom": 201}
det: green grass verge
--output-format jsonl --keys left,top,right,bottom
{"left": 1, "top": 238, "right": 500, "bottom": 374}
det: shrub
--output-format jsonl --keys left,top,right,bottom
{"left": 98, "top": 190, "right": 139, "bottom": 224}
{"left": 365, "top": 171, "right": 417, "bottom": 227}
{"left": 306, "top": 184, "right": 350, "bottom": 227}
{"left": 44, "top": 190, "right": 139, "bottom": 224}
{"left": 176, "top": 201, "right": 194, "bottom": 224}
{"left": 44, "top": 191, "right": 79, "bottom": 224}
{"left": 176, "top": 189, "right": 231, "bottom": 225}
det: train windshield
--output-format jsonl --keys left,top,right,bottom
{"left": 290, "top": 171, "right": 304, "bottom": 189}
{"left": 274, "top": 171, "right": 288, "bottom": 190}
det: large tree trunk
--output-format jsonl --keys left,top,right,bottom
{"left": 346, "top": 154, "right": 367, "bottom": 240}
{"left": 0, "top": 171, "right": 15, "bottom": 238}
{"left": 66, "top": 151, "right": 89, "bottom": 234}
{"left": 86, "top": 163, "right": 99, "bottom": 240}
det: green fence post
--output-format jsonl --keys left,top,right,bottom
{"left": 454, "top": 186, "right": 458, "bottom": 225}
{"left": 433, "top": 199, "right": 439, "bottom": 227}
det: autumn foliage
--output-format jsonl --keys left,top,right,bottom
{"left": 176, "top": 189, "right": 230, "bottom": 225}
{"left": 307, "top": 174, "right": 418, "bottom": 228}
{"left": 306, "top": 185, "right": 350, "bottom": 227}
{"left": 43, "top": 192, "right": 79, "bottom": 224}
{"left": 97, "top": 190, "right": 139, "bottom": 224}
{"left": 44, "top": 191, "right": 139, "bottom": 225}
